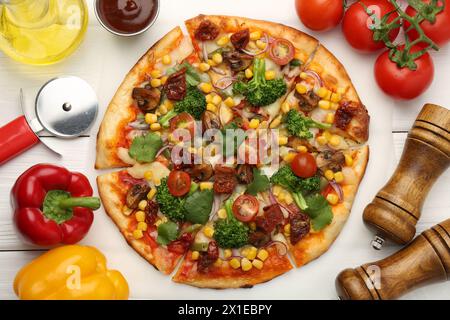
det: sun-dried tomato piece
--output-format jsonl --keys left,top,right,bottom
{"left": 194, "top": 20, "right": 220, "bottom": 41}
{"left": 165, "top": 68, "right": 187, "bottom": 101}
{"left": 230, "top": 29, "right": 250, "bottom": 50}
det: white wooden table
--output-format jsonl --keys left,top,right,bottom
{"left": 0, "top": 0, "right": 449, "bottom": 300}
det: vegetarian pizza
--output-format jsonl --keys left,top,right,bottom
{"left": 96, "top": 15, "right": 369, "bottom": 288}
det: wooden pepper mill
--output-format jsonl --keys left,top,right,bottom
{"left": 363, "top": 104, "right": 450, "bottom": 249}
{"left": 336, "top": 218, "right": 450, "bottom": 300}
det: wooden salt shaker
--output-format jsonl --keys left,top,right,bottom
{"left": 363, "top": 104, "right": 450, "bottom": 248}
{"left": 336, "top": 218, "right": 450, "bottom": 300}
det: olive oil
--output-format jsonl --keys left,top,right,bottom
{"left": 0, "top": 0, "right": 88, "bottom": 65}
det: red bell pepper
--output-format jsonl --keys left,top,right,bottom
{"left": 11, "top": 164, "right": 101, "bottom": 246}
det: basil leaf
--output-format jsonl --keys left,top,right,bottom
{"left": 303, "top": 194, "right": 333, "bottom": 230}
{"left": 128, "top": 133, "right": 163, "bottom": 163}
{"left": 156, "top": 221, "right": 179, "bottom": 245}
{"left": 246, "top": 168, "right": 270, "bottom": 196}
{"left": 184, "top": 189, "right": 214, "bottom": 224}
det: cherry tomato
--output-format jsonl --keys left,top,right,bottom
{"left": 374, "top": 46, "right": 434, "bottom": 100}
{"left": 295, "top": 0, "right": 344, "bottom": 32}
{"left": 167, "top": 170, "right": 191, "bottom": 197}
{"left": 269, "top": 38, "right": 295, "bottom": 65}
{"left": 291, "top": 152, "right": 317, "bottom": 178}
{"left": 405, "top": 0, "right": 450, "bottom": 47}
{"left": 169, "top": 112, "right": 195, "bottom": 138}
{"left": 342, "top": 0, "right": 400, "bottom": 52}
{"left": 232, "top": 195, "right": 259, "bottom": 222}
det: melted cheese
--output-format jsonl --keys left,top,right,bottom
{"left": 126, "top": 161, "right": 170, "bottom": 180}
{"left": 117, "top": 147, "right": 137, "bottom": 165}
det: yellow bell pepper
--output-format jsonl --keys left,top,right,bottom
{"left": 14, "top": 245, "right": 129, "bottom": 300}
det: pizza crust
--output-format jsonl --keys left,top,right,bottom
{"left": 95, "top": 27, "right": 186, "bottom": 169}
{"left": 97, "top": 172, "right": 184, "bottom": 275}
{"left": 288, "top": 145, "right": 369, "bottom": 267}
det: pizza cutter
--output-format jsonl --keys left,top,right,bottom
{"left": 0, "top": 76, "right": 98, "bottom": 165}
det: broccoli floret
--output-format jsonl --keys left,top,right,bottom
{"left": 159, "top": 87, "right": 206, "bottom": 127}
{"left": 213, "top": 198, "right": 249, "bottom": 248}
{"left": 232, "top": 58, "right": 287, "bottom": 107}
{"left": 285, "top": 109, "right": 331, "bottom": 139}
{"left": 155, "top": 177, "right": 186, "bottom": 221}
{"left": 270, "top": 166, "right": 320, "bottom": 210}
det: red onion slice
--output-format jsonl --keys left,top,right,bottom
{"left": 155, "top": 144, "right": 173, "bottom": 158}
{"left": 265, "top": 241, "right": 288, "bottom": 256}
{"left": 128, "top": 119, "right": 149, "bottom": 130}
{"left": 305, "top": 70, "right": 323, "bottom": 92}
{"left": 241, "top": 33, "right": 269, "bottom": 56}
{"left": 211, "top": 66, "right": 227, "bottom": 75}
{"left": 329, "top": 180, "right": 344, "bottom": 202}
{"left": 214, "top": 76, "right": 236, "bottom": 89}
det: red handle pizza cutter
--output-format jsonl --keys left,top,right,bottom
{"left": 0, "top": 76, "right": 98, "bottom": 165}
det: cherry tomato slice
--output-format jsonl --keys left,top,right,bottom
{"left": 169, "top": 112, "right": 195, "bottom": 138}
{"left": 291, "top": 152, "right": 317, "bottom": 178}
{"left": 321, "top": 184, "right": 334, "bottom": 198}
{"left": 167, "top": 170, "right": 191, "bottom": 197}
{"left": 269, "top": 38, "right": 295, "bottom": 65}
{"left": 232, "top": 194, "right": 259, "bottom": 222}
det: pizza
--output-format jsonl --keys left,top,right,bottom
{"left": 96, "top": 15, "right": 370, "bottom": 288}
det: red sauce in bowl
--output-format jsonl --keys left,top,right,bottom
{"left": 96, "top": 0, "right": 159, "bottom": 35}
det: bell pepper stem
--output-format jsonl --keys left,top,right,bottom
{"left": 59, "top": 197, "right": 101, "bottom": 210}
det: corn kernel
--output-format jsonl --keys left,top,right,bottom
{"left": 154, "top": 219, "right": 163, "bottom": 227}
{"left": 265, "top": 70, "right": 276, "bottom": 80}
{"left": 283, "top": 152, "right": 296, "bottom": 163}
{"left": 207, "top": 103, "right": 217, "bottom": 112}
{"left": 203, "top": 226, "right": 214, "bottom": 238}
{"left": 150, "top": 123, "right": 161, "bottom": 131}
{"left": 324, "top": 170, "right": 335, "bottom": 181}
{"left": 252, "top": 259, "right": 264, "bottom": 270}
{"left": 147, "top": 188, "right": 156, "bottom": 200}
{"left": 281, "top": 101, "right": 291, "bottom": 113}
{"left": 217, "top": 208, "right": 227, "bottom": 219}
{"left": 256, "top": 39, "right": 267, "bottom": 50}
{"left": 153, "top": 177, "right": 161, "bottom": 186}
{"left": 212, "top": 95, "right": 222, "bottom": 106}
{"left": 224, "top": 97, "right": 235, "bottom": 107}
{"left": 145, "top": 113, "right": 157, "bottom": 124}
{"left": 245, "top": 68, "right": 253, "bottom": 79}
{"left": 325, "top": 113, "right": 335, "bottom": 124}
{"left": 214, "top": 259, "right": 223, "bottom": 267}
{"left": 199, "top": 62, "right": 211, "bottom": 72}
{"left": 199, "top": 82, "right": 213, "bottom": 93}
{"left": 329, "top": 135, "right": 341, "bottom": 147}
{"left": 296, "top": 84, "right": 308, "bottom": 95}
{"left": 270, "top": 115, "right": 282, "bottom": 129}
{"left": 151, "top": 78, "right": 162, "bottom": 88}
{"left": 138, "top": 200, "right": 148, "bottom": 211}
{"left": 284, "top": 224, "right": 291, "bottom": 234}
{"left": 331, "top": 102, "right": 339, "bottom": 111}
{"left": 133, "top": 229, "right": 143, "bottom": 239}
{"left": 337, "top": 87, "right": 346, "bottom": 95}
{"left": 249, "top": 118, "right": 260, "bottom": 129}
{"left": 164, "top": 99, "right": 174, "bottom": 109}
{"left": 250, "top": 31, "right": 261, "bottom": 41}
{"left": 241, "top": 258, "right": 253, "bottom": 271}
{"left": 317, "top": 87, "right": 329, "bottom": 98}
{"left": 212, "top": 53, "right": 223, "bottom": 64}
{"left": 330, "top": 93, "right": 342, "bottom": 103}
{"left": 296, "top": 145, "right": 308, "bottom": 153}
{"left": 162, "top": 54, "right": 171, "bottom": 65}
{"left": 122, "top": 205, "right": 132, "bottom": 216}
{"left": 277, "top": 192, "right": 285, "bottom": 202}
{"left": 310, "top": 63, "right": 323, "bottom": 74}
{"left": 317, "top": 136, "right": 328, "bottom": 145}
{"left": 249, "top": 222, "right": 257, "bottom": 231}
{"left": 278, "top": 136, "right": 288, "bottom": 145}
{"left": 322, "top": 130, "right": 332, "bottom": 140}
{"left": 230, "top": 258, "right": 241, "bottom": 269}
{"left": 334, "top": 171, "right": 344, "bottom": 183}
{"left": 325, "top": 90, "right": 332, "bottom": 101}
{"left": 135, "top": 210, "right": 146, "bottom": 222}
{"left": 300, "top": 72, "right": 308, "bottom": 80}
{"left": 272, "top": 185, "right": 281, "bottom": 196}
{"left": 159, "top": 104, "right": 168, "bottom": 115}
{"left": 257, "top": 249, "right": 269, "bottom": 261}
{"left": 224, "top": 249, "right": 232, "bottom": 259}
{"left": 191, "top": 251, "right": 200, "bottom": 260}
{"left": 246, "top": 247, "right": 258, "bottom": 260}
{"left": 205, "top": 94, "right": 213, "bottom": 104}
{"left": 137, "top": 221, "right": 148, "bottom": 231}
{"left": 217, "top": 35, "right": 230, "bottom": 46}
{"left": 327, "top": 193, "right": 339, "bottom": 205}
{"left": 284, "top": 193, "right": 293, "bottom": 205}
{"left": 258, "top": 120, "right": 269, "bottom": 130}
{"left": 161, "top": 76, "right": 168, "bottom": 85}
{"left": 200, "top": 182, "right": 214, "bottom": 191}
{"left": 248, "top": 41, "right": 257, "bottom": 49}
{"left": 188, "top": 147, "right": 196, "bottom": 154}
{"left": 207, "top": 59, "right": 217, "bottom": 67}
{"left": 319, "top": 100, "right": 331, "bottom": 110}
{"left": 345, "top": 154, "right": 354, "bottom": 167}
{"left": 151, "top": 69, "right": 161, "bottom": 78}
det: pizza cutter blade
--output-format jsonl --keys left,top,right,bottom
{"left": 0, "top": 76, "right": 98, "bottom": 165}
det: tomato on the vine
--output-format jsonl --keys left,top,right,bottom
{"left": 404, "top": 0, "right": 450, "bottom": 47}
{"left": 167, "top": 170, "right": 191, "bottom": 197}
{"left": 374, "top": 46, "right": 434, "bottom": 100}
{"left": 295, "top": 0, "right": 344, "bottom": 32}
{"left": 232, "top": 195, "right": 259, "bottom": 222}
{"left": 342, "top": 0, "right": 400, "bottom": 52}
{"left": 291, "top": 152, "right": 317, "bottom": 178}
